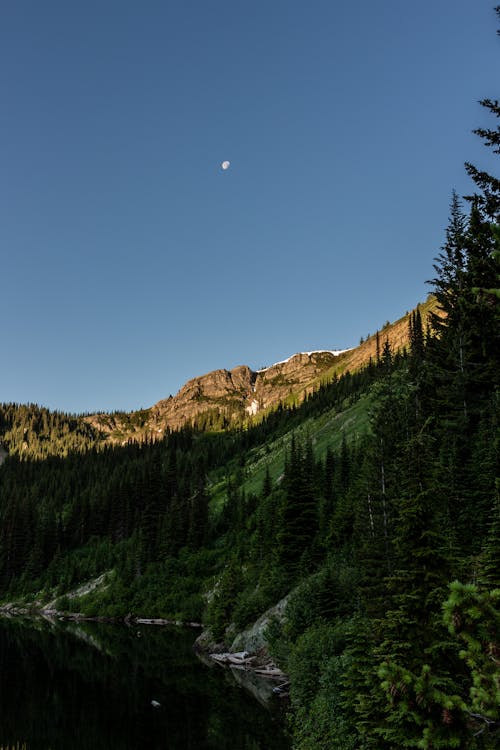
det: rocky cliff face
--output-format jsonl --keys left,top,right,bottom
{"left": 85, "top": 296, "right": 439, "bottom": 443}
{"left": 149, "top": 351, "right": 347, "bottom": 432}
{"left": 85, "top": 350, "right": 349, "bottom": 441}
{"left": 148, "top": 364, "right": 257, "bottom": 432}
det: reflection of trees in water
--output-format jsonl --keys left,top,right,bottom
{"left": 0, "top": 620, "right": 289, "bottom": 750}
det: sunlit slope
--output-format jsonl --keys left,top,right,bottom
{"left": 310, "top": 294, "right": 438, "bottom": 386}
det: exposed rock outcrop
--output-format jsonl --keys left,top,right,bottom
{"left": 230, "top": 594, "right": 289, "bottom": 654}
{"left": 84, "top": 296, "right": 440, "bottom": 443}
{"left": 194, "top": 594, "right": 290, "bottom": 702}
{"left": 85, "top": 351, "right": 348, "bottom": 441}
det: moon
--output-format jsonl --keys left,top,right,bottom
{"left": 221, "top": 160, "right": 230, "bottom": 170}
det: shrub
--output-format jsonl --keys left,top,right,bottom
{"left": 288, "top": 621, "right": 357, "bottom": 750}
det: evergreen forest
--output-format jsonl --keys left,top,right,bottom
{"left": 0, "top": 9, "right": 499, "bottom": 750}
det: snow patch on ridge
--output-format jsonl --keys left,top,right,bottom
{"left": 257, "top": 349, "right": 352, "bottom": 373}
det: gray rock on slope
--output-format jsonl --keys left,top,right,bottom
{"left": 230, "top": 594, "right": 290, "bottom": 654}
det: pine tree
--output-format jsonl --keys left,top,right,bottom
{"left": 479, "top": 482, "right": 500, "bottom": 589}
{"left": 277, "top": 437, "right": 318, "bottom": 577}
{"left": 261, "top": 465, "right": 272, "bottom": 499}
{"left": 465, "top": 90, "right": 500, "bottom": 220}
{"left": 372, "top": 488, "right": 467, "bottom": 749}
{"left": 428, "top": 193, "right": 499, "bottom": 554}
{"left": 187, "top": 482, "right": 209, "bottom": 549}
{"left": 443, "top": 581, "right": 500, "bottom": 745}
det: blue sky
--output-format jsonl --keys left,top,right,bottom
{"left": 1, "top": 1, "right": 498, "bottom": 414}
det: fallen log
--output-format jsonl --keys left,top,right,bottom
{"left": 253, "top": 667, "right": 287, "bottom": 678}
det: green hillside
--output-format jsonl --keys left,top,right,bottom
{"left": 239, "top": 392, "right": 373, "bottom": 499}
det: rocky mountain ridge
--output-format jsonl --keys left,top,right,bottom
{"left": 85, "top": 294, "right": 439, "bottom": 443}
{"left": 85, "top": 350, "right": 348, "bottom": 441}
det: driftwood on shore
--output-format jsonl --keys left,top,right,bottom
{"left": 208, "top": 649, "right": 288, "bottom": 691}
{"left": 209, "top": 650, "right": 254, "bottom": 666}
{"left": 134, "top": 617, "right": 203, "bottom": 628}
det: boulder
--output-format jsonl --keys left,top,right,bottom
{"left": 230, "top": 594, "right": 289, "bottom": 654}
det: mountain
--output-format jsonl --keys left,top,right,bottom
{"left": 0, "top": 296, "right": 437, "bottom": 460}
{"left": 85, "top": 295, "right": 438, "bottom": 442}
{"left": 86, "top": 351, "right": 348, "bottom": 439}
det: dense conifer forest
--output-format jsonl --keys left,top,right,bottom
{"left": 1, "top": 9, "right": 499, "bottom": 750}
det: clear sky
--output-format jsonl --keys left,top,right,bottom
{"left": 1, "top": 1, "right": 498, "bottom": 414}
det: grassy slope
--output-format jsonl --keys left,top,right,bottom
{"left": 209, "top": 391, "right": 373, "bottom": 510}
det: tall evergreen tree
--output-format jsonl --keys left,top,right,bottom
{"left": 277, "top": 437, "right": 318, "bottom": 577}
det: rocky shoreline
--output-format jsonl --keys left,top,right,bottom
{"left": 0, "top": 603, "right": 289, "bottom": 706}
{"left": 0, "top": 594, "right": 290, "bottom": 699}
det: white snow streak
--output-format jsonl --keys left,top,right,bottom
{"left": 257, "top": 349, "right": 352, "bottom": 373}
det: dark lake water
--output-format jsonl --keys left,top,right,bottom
{"left": 0, "top": 618, "right": 291, "bottom": 749}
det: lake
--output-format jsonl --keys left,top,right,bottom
{"left": 0, "top": 618, "right": 291, "bottom": 749}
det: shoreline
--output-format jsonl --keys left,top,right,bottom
{"left": 0, "top": 603, "right": 203, "bottom": 629}
{"left": 0, "top": 603, "right": 290, "bottom": 702}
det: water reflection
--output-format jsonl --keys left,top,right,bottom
{"left": 0, "top": 618, "right": 290, "bottom": 750}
